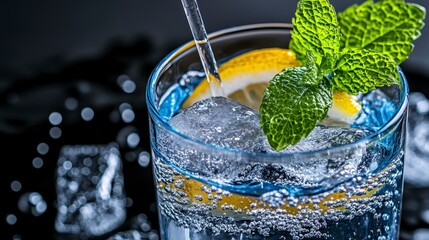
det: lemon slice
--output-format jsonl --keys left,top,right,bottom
{"left": 183, "top": 48, "right": 300, "bottom": 110}
{"left": 166, "top": 172, "right": 379, "bottom": 216}
{"left": 183, "top": 47, "right": 361, "bottom": 124}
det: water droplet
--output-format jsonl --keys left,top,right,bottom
{"left": 81, "top": 107, "right": 94, "bottom": 121}
{"left": 119, "top": 102, "right": 132, "bottom": 112}
{"left": 414, "top": 229, "right": 429, "bottom": 240}
{"left": 17, "top": 192, "right": 47, "bottom": 216}
{"left": 125, "top": 151, "right": 137, "bottom": 162}
{"left": 122, "top": 80, "right": 136, "bottom": 93}
{"left": 78, "top": 81, "right": 91, "bottom": 93}
{"left": 6, "top": 214, "right": 17, "bottom": 225}
{"left": 421, "top": 209, "right": 429, "bottom": 224}
{"left": 63, "top": 160, "right": 72, "bottom": 170}
{"left": 11, "top": 180, "right": 22, "bottom": 192}
{"left": 126, "top": 197, "right": 133, "bottom": 207}
{"left": 37, "top": 143, "right": 49, "bottom": 155}
{"left": 49, "top": 112, "right": 62, "bottom": 126}
{"left": 116, "top": 126, "right": 138, "bottom": 148}
{"left": 117, "top": 74, "right": 130, "bottom": 85}
{"left": 127, "top": 133, "right": 140, "bottom": 148}
{"left": 138, "top": 151, "right": 150, "bottom": 167}
{"left": 149, "top": 232, "right": 159, "bottom": 240}
{"left": 121, "top": 109, "right": 135, "bottom": 123}
{"left": 65, "top": 97, "right": 78, "bottom": 110}
{"left": 110, "top": 110, "right": 120, "bottom": 123}
{"left": 32, "top": 157, "right": 44, "bottom": 169}
{"left": 49, "top": 127, "right": 62, "bottom": 139}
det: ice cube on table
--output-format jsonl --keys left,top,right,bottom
{"left": 55, "top": 144, "right": 126, "bottom": 238}
{"left": 169, "top": 96, "right": 266, "bottom": 152}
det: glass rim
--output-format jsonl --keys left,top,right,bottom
{"left": 146, "top": 23, "right": 409, "bottom": 162}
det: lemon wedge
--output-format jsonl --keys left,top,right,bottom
{"left": 183, "top": 48, "right": 300, "bottom": 110}
{"left": 327, "top": 91, "right": 362, "bottom": 124}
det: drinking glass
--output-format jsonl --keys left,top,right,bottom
{"left": 146, "top": 23, "right": 408, "bottom": 240}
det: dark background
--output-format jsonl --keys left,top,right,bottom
{"left": 1, "top": 0, "right": 429, "bottom": 239}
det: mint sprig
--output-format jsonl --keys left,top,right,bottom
{"left": 260, "top": 0, "right": 426, "bottom": 151}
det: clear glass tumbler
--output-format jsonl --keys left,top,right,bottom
{"left": 146, "top": 23, "right": 408, "bottom": 240}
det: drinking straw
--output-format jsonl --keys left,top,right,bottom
{"left": 180, "top": 0, "right": 224, "bottom": 97}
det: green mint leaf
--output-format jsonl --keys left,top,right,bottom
{"left": 260, "top": 67, "right": 332, "bottom": 151}
{"left": 289, "top": 0, "right": 340, "bottom": 71}
{"left": 301, "top": 51, "right": 320, "bottom": 85}
{"left": 338, "top": 0, "right": 426, "bottom": 64}
{"left": 332, "top": 48, "right": 400, "bottom": 95}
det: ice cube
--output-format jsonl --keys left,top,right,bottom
{"left": 169, "top": 97, "right": 266, "bottom": 152}
{"left": 55, "top": 144, "right": 126, "bottom": 238}
{"left": 160, "top": 97, "right": 369, "bottom": 187}
{"left": 279, "top": 125, "right": 369, "bottom": 153}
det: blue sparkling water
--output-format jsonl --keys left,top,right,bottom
{"left": 153, "top": 71, "right": 404, "bottom": 240}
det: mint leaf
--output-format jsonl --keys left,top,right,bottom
{"left": 289, "top": 0, "right": 340, "bottom": 72}
{"left": 332, "top": 48, "right": 400, "bottom": 95}
{"left": 260, "top": 67, "right": 332, "bottom": 150}
{"left": 338, "top": 0, "right": 426, "bottom": 64}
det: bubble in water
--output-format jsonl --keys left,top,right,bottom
{"left": 11, "top": 180, "right": 22, "bottom": 192}
{"left": 17, "top": 192, "right": 47, "bottom": 216}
